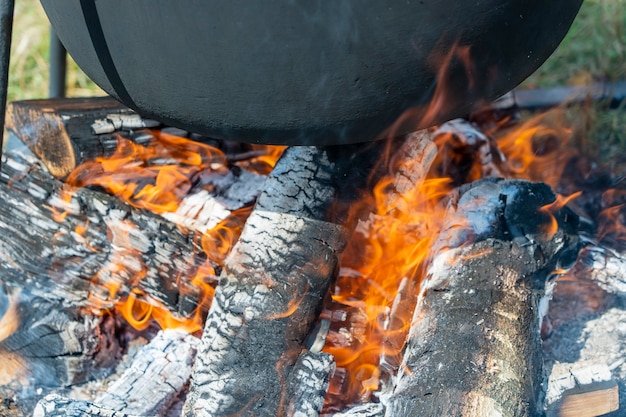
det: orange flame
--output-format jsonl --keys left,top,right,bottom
{"left": 494, "top": 109, "right": 575, "bottom": 189}
{"left": 60, "top": 131, "right": 283, "bottom": 333}
{"left": 539, "top": 192, "right": 582, "bottom": 240}
{"left": 323, "top": 152, "right": 454, "bottom": 403}
{"left": 0, "top": 288, "right": 20, "bottom": 344}
{"left": 66, "top": 131, "right": 228, "bottom": 214}
{"left": 597, "top": 189, "right": 626, "bottom": 246}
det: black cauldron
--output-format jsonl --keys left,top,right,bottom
{"left": 41, "top": 0, "right": 582, "bottom": 145}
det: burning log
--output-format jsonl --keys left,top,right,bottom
{"left": 6, "top": 97, "right": 160, "bottom": 178}
{"left": 0, "top": 145, "right": 210, "bottom": 321}
{"left": 183, "top": 136, "right": 400, "bottom": 417}
{"left": 0, "top": 144, "right": 215, "bottom": 413}
{"left": 572, "top": 245, "right": 626, "bottom": 295}
{"left": 0, "top": 286, "right": 120, "bottom": 400}
{"left": 183, "top": 146, "right": 350, "bottom": 417}
{"left": 384, "top": 179, "right": 580, "bottom": 417}
{"left": 34, "top": 329, "right": 199, "bottom": 417}
{"left": 287, "top": 350, "right": 336, "bottom": 417}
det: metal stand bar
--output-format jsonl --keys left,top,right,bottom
{"left": 0, "top": 0, "right": 14, "bottom": 164}
{"left": 49, "top": 27, "right": 67, "bottom": 98}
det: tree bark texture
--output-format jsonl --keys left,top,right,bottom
{"left": 384, "top": 179, "right": 580, "bottom": 417}
{"left": 183, "top": 146, "right": 352, "bottom": 417}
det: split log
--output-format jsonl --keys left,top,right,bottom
{"left": 0, "top": 287, "right": 121, "bottom": 417}
{"left": 287, "top": 351, "right": 335, "bottom": 417}
{"left": 34, "top": 330, "right": 199, "bottom": 417}
{"left": 95, "top": 329, "right": 199, "bottom": 416}
{"left": 544, "top": 363, "right": 619, "bottom": 417}
{"left": 6, "top": 97, "right": 160, "bottom": 178}
{"left": 5, "top": 97, "right": 277, "bottom": 180}
{"left": 384, "top": 179, "right": 580, "bottom": 417}
{"left": 183, "top": 141, "right": 389, "bottom": 417}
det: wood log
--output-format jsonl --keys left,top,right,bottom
{"left": 0, "top": 143, "right": 210, "bottom": 320}
{"left": 34, "top": 395, "right": 148, "bottom": 417}
{"left": 0, "top": 290, "right": 122, "bottom": 417}
{"left": 5, "top": 97, "right": 278, "bottom": 180}
{"left": 545, "top": 363, "right": 619, "bottom": 417}
{"left": 95, "top": 329, "right": 199, "bottom": 416}
{"left": 572, "top": 245, "right": 626, "bottom": 295}
{"left": 5, "top": 97, "right": 160, "bottom": 178}
{"left": 183, "top": 146, "right": 350, "bottom": 417}
{"left": 183, "top": 140, "right": 391, "bottom": 417}
{"left": 543, "top": 250, "right": 626, "bottom": 416}
{"left": 286, "top": 351, "right": 335, "bottom": 417}
{"left": 33, "top": 330, "right": 199, "bottom": 417}
{"left": 383, "top": 179, "right": 581, "bottom": 417}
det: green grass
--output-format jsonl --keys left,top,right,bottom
{"left": 8, "top": 0, "right": 102, "bottom": 101}
{"left": 524, "top": 0, "right": 626, "bottom": 88}
{"left": 521, "top": 0, "right": 626, "bottom": 168}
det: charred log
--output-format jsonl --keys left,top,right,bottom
{"left": 287, "top": 351, "right": 335, "bottom": 417}
{"left": 34, "top": 395, "right": 146, "bottom": 417}
{"left": 183, "top": 146, "right": 349, "bottom": 417}
{"left": 543, "top": 247, "right": 626, "bottom": 416}
{"left": 0, "top": 146, "right": 210, "bottom": 326}
{"left": 33, "top": 330, "right": 199, "bottom": 417}
{"left": 183, "top": 140, "right": 391, "bottom": 417}
{"left": 384, "top": 179, "right": 580, "bottom": 417}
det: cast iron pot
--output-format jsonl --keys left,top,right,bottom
{"left": 41, "top": 0, "right": 582, "bottom": 146}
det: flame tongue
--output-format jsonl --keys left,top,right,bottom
{"left": 61, "top": 131, "right": 284, "bottom": 333}
{"left": 66, "top": 132, "right": 229, "bottom": 214}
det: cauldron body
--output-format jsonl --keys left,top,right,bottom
{"left": 41, "top": 0, "right": 582, "bottom": 145}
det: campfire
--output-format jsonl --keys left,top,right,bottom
{"left": 0, "top": 89, "right": 624, "bottom": 417}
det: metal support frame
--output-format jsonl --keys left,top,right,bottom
{"left": 0, "top": 0, "right": 14, "bottom": 162}
{"left": 49, "top": 28, "right": 67, "bottom": 98}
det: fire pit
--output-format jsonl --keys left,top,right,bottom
{"left": 2, "top": 1, "right": 625, "bottom": 417}
{"left": 1, "top": 94, "right": 625, "bottom": 417}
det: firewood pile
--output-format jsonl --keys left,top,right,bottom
{"left": 0, "top": 97, "right": 624, "bottom": 417}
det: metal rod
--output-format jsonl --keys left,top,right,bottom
{"left": 49, "top": 27, "right": 67, "bottom": 98}
{"left": 0, "top": 0, "right": 14, "bottom": 164}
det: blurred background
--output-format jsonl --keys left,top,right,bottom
{"left": 6, "top": 0, "right": 626, "bottom": 158}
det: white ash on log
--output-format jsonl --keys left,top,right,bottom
{"left": 183, "top": 141, "right": 389, "bottom": 417}
{"left": 33, "top": 395, "right": 147, "bottom": 417}
{"left": 383, "top": 179, "right": 580, "bottom": 417}
{"left": 287, "top": 350, "right": 336, "bottom": 417}
{"left": 0, "top": 145, "right": 210, "bottom": 318}
{"left": 34, "top": 329, "right": 199, "bottom": 417}
{"left": 432, "top": 118, "right": 505, "bottom": 182}
{"left": 5, "top": 97, "right": 274, "bottom": 180}
{"left": 183, "top": 146, "right": 348, "bottom": 417}
{"left": 543, "top": 249, "right": 626, "bottom": 416}
{"left": 0, "top": 287, "right": 121, "bottom": 415}
{"left": 571, "top": 245, "right": 626, "bottom": 295}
